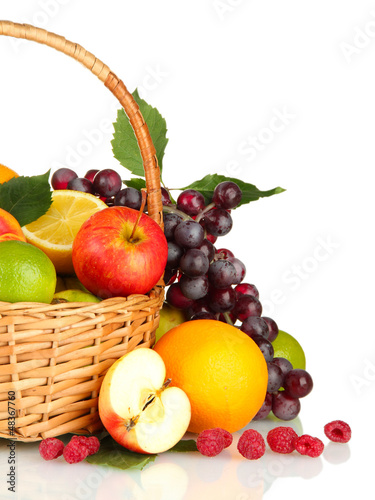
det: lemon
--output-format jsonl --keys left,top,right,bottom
{"left": 22, "top": 190, "right": 107, "bottom": 275}
{"left": 0, "top": 240, "right": 56, "bottom": 303}
{"left": 272, "top": 329, "right": 306, "bottom": 370}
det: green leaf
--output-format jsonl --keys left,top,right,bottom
{"left": 0, "top": 171, "right": 52, "bottom": 226}
{"left": 168, "top": 439, "right": 198, "bottom": 452}
{"left": 123, "top": 178, "right": 147, "bottom": 190}
{"left": 181, "top": 174, "right": 285, "bottom": 207}
{"left": 112, "top": 89, "right": 168, "bottom": 177}
{"left": 85, "top": 436, "right": 156, "bottom": 471}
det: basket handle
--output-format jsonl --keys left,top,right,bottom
{"left": 0, "top": 21, "right": 163, "bottom": 226}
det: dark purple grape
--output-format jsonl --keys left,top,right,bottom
{"left": 240, "top": 316, "right": 269, "bottom": 337}
{"left": 114, "top": 187, "right": 142, "bottom": 210}
{"left": 202, "top": 208, "right": 233, "bottom": 237}
{"left": 208, "top": 260, "right": 237, "bottom": 288}
{"left": 84, "top": 169, "right": 99, "bottom": 183}
{"left": 187, "top": 297, "right": 212, "bottom": 318}
{"left": 177, "top": 189, "right": 205, "bottom": 216}
{"left": 166, "top": 241, "right": 184, "bottom": 269}
{"left": 180, "top": 249, "right": 209, "bottom": 277}
{"left": 233, "top": 295, "right": 262, "bottom": 322}
{"left": 253, "top": 392, "right": 272, "bottom": 420}
{"left": 93, "top": 169, "right": 122, "bottom": 197}
{"left": 267, "top": 362, "right": 284, "bottom": 392}
{"left": 161, "top": 187, "right": 172, "bottom": 206}
{"left": 273, "top": 357, "right": 293, "bottom": 377}
{"left": 179, "top": 275, "right": 209, "bottom": 300}
{"left": 234, "top": 283, "right": 259, "bottom": 299}
{"left": 174, "top": 220, "right": 204, "bottom": 248}
{"left": 227, "top": 257, "right": 246, "bottom": 284}
{"left": 51, "top": 168, "right": 77, "bottom": 189}
{"left": 272, "top": 391, "right": 301, "bottom": 420}
{"left": 190, "top": 311, "right": 217, "bottom": 321}
{"left": 262, "top": 317, "right": 279, "bottom": 342}
{"left": 208, "top": 286, "right": 236, "bottom": 313}
{"left": 166, "top": 283, "right": 193, "bottom": 309}
{"left": 215, "top": 248, "right": 234, "bottom": 260}
{"left": 283, "top": 369, "right": 313, "bottom": 398}
{"left": 250, "top": 333, "right": 274, "bottom": 362}
{"left": 195, "top": 239, "right": 215, "bottom": 263}
{"left": 67, "top": 177, "right": 94, "bottom": 194}
{"left": 163, "top": 213, "right": 183, "bottom": 241}
{"left": 212, "top": 181, "right": 242, "bottom": 209}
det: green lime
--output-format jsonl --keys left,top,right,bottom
{"left": 272, "top": 329, "right": 306, "bottom": 370}
{"left": 0, "top": 240, "right": 56, "bottom": 303}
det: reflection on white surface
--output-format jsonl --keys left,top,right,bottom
{"left": 323, "top": 442, "right": 351, "bottom": 465}
{"left": 0, "top": 416, "right": 352, "bottom": 500}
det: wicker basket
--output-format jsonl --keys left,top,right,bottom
{"left": 0, "top": 21, "right": 165, "bottom": 442}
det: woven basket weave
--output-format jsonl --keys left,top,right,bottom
{"left": 0, "top": 21, "right": 165, "bottom": 442}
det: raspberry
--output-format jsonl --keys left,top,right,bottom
{"left": 267, "top": 426, "right": 298, "bottom": 454}
{"left": 237, "top": 429, "right": 265, "bottom": 460}
{"left": 295, "top": 435, "right": 324, "bottom": 457}
{"left": 324, "top": 420, "right": 351, "bottom": 443}
{"left": 213, "top": 428, "right": 233, "bottom": 448}
{"left": 86, "top": 436, "right": 100, "bottom": 455}
{"left": 71, "top": 435, "right": 100, "bottom": 455}
{"left": 63, "top": 438, "right": 90, "bottom": 464}
{"left": 197, "top": 428, "right": 225, "bottom": 457}
{"left": 39, "top": 437, "right": 64, "bottom": 461}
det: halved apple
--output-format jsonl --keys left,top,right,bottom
{"left": 98, "top": 348, "right": 191, "bottom": 454}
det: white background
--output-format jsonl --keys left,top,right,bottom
{"left": 0, "top": 1, "right": 374, "bottom": 499}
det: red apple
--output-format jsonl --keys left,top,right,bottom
{"left": 72, "top": 206, "right": 167, "bottom": 298}
{"left": 98, "top": 348, "right": 191, "bottom": 454}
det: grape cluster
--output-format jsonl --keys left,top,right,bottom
{"left": 51, "top": 167, "right": 143, "bottom": 209}
{"left": 161, "top": 181, "right": 314, "bottom": 422}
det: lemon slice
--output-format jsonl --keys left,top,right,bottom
{"left": 22, "top": 190, "right": 107, "bottom": 275}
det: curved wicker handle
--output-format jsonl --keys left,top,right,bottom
{"left": 0, "top": 20, "right": 163, "bottom": 226}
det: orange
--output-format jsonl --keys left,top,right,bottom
{"left": 0, "top": 164, "right": 18, "bottom": 184}
{"left": 22, "top": 190, "right": 107, "bottom": 275}
{"left": 153, "top": 319, "right": 268, "bottom": 434}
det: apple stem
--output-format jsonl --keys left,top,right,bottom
{"left": 129, "top": 189, "right": 147, "bottom": 242}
